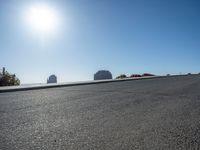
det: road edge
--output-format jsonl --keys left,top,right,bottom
{"left": 0, "top": 74, "right": 198, "bottom": 93}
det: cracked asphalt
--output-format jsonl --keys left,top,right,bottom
{"left": 1, "top": 75, "right": 200, "bottom": 150}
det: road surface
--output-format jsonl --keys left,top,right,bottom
{"left": 0, "top": 75, "right": 200, "bottom": 150}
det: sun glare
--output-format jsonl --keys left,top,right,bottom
{"left": 26, "top": 4, "right": 58, "bottom": 33}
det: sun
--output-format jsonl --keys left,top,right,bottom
{"left": 26, "top": 4, "right": 58, "bottom": 33}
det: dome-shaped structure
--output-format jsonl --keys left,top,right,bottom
{"left": 47, "top": 74, "right": 57, "bottom": 84}
{"left": 94, "top": 70, "right": 112, "bottom": 80}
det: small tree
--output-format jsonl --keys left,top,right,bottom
{"left": 0, "top": 71, "right": 20, "bottom": 86}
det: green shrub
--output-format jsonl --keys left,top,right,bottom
{"left": 0, "top": 71, "right": 20, "bottom": 86}
{"left": 116, "top": 74, "right": 127, "bottom": 79}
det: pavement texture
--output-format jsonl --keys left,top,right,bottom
{"left": 0, "top": 75, "right": 200, "bottom": 150}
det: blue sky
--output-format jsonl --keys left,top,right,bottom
{"left": 1, "top": 0, "right": 200, "bottom": 84}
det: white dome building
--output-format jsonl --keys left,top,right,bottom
{"left": 94, "top": 70, "right": 112, "bottom": 80}
{"left": 47, "top": 74, "right": 57, "bottom": 84}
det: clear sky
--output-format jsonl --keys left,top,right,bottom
{"left": 1, "top": 0, "right": 200, "bottom": 84}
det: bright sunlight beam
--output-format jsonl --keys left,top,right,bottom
{"left": 26, "top": 4, "right": 58, "bottom": 33}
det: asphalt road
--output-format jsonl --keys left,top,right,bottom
{"left": 1, "top": 75, "right": 200, "bottom": 150}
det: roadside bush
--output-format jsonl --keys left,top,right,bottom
{"left": 0, "top": 72, "right": 20, "bottom": 86}
{"left": 116, "top": 74, "right": 127, "bottom": 79}
{"left": 142, "top": 73, "right": 155, "bottom": 77}
{"left": 130, "top": 74, "right": 141, "bottom": 78}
